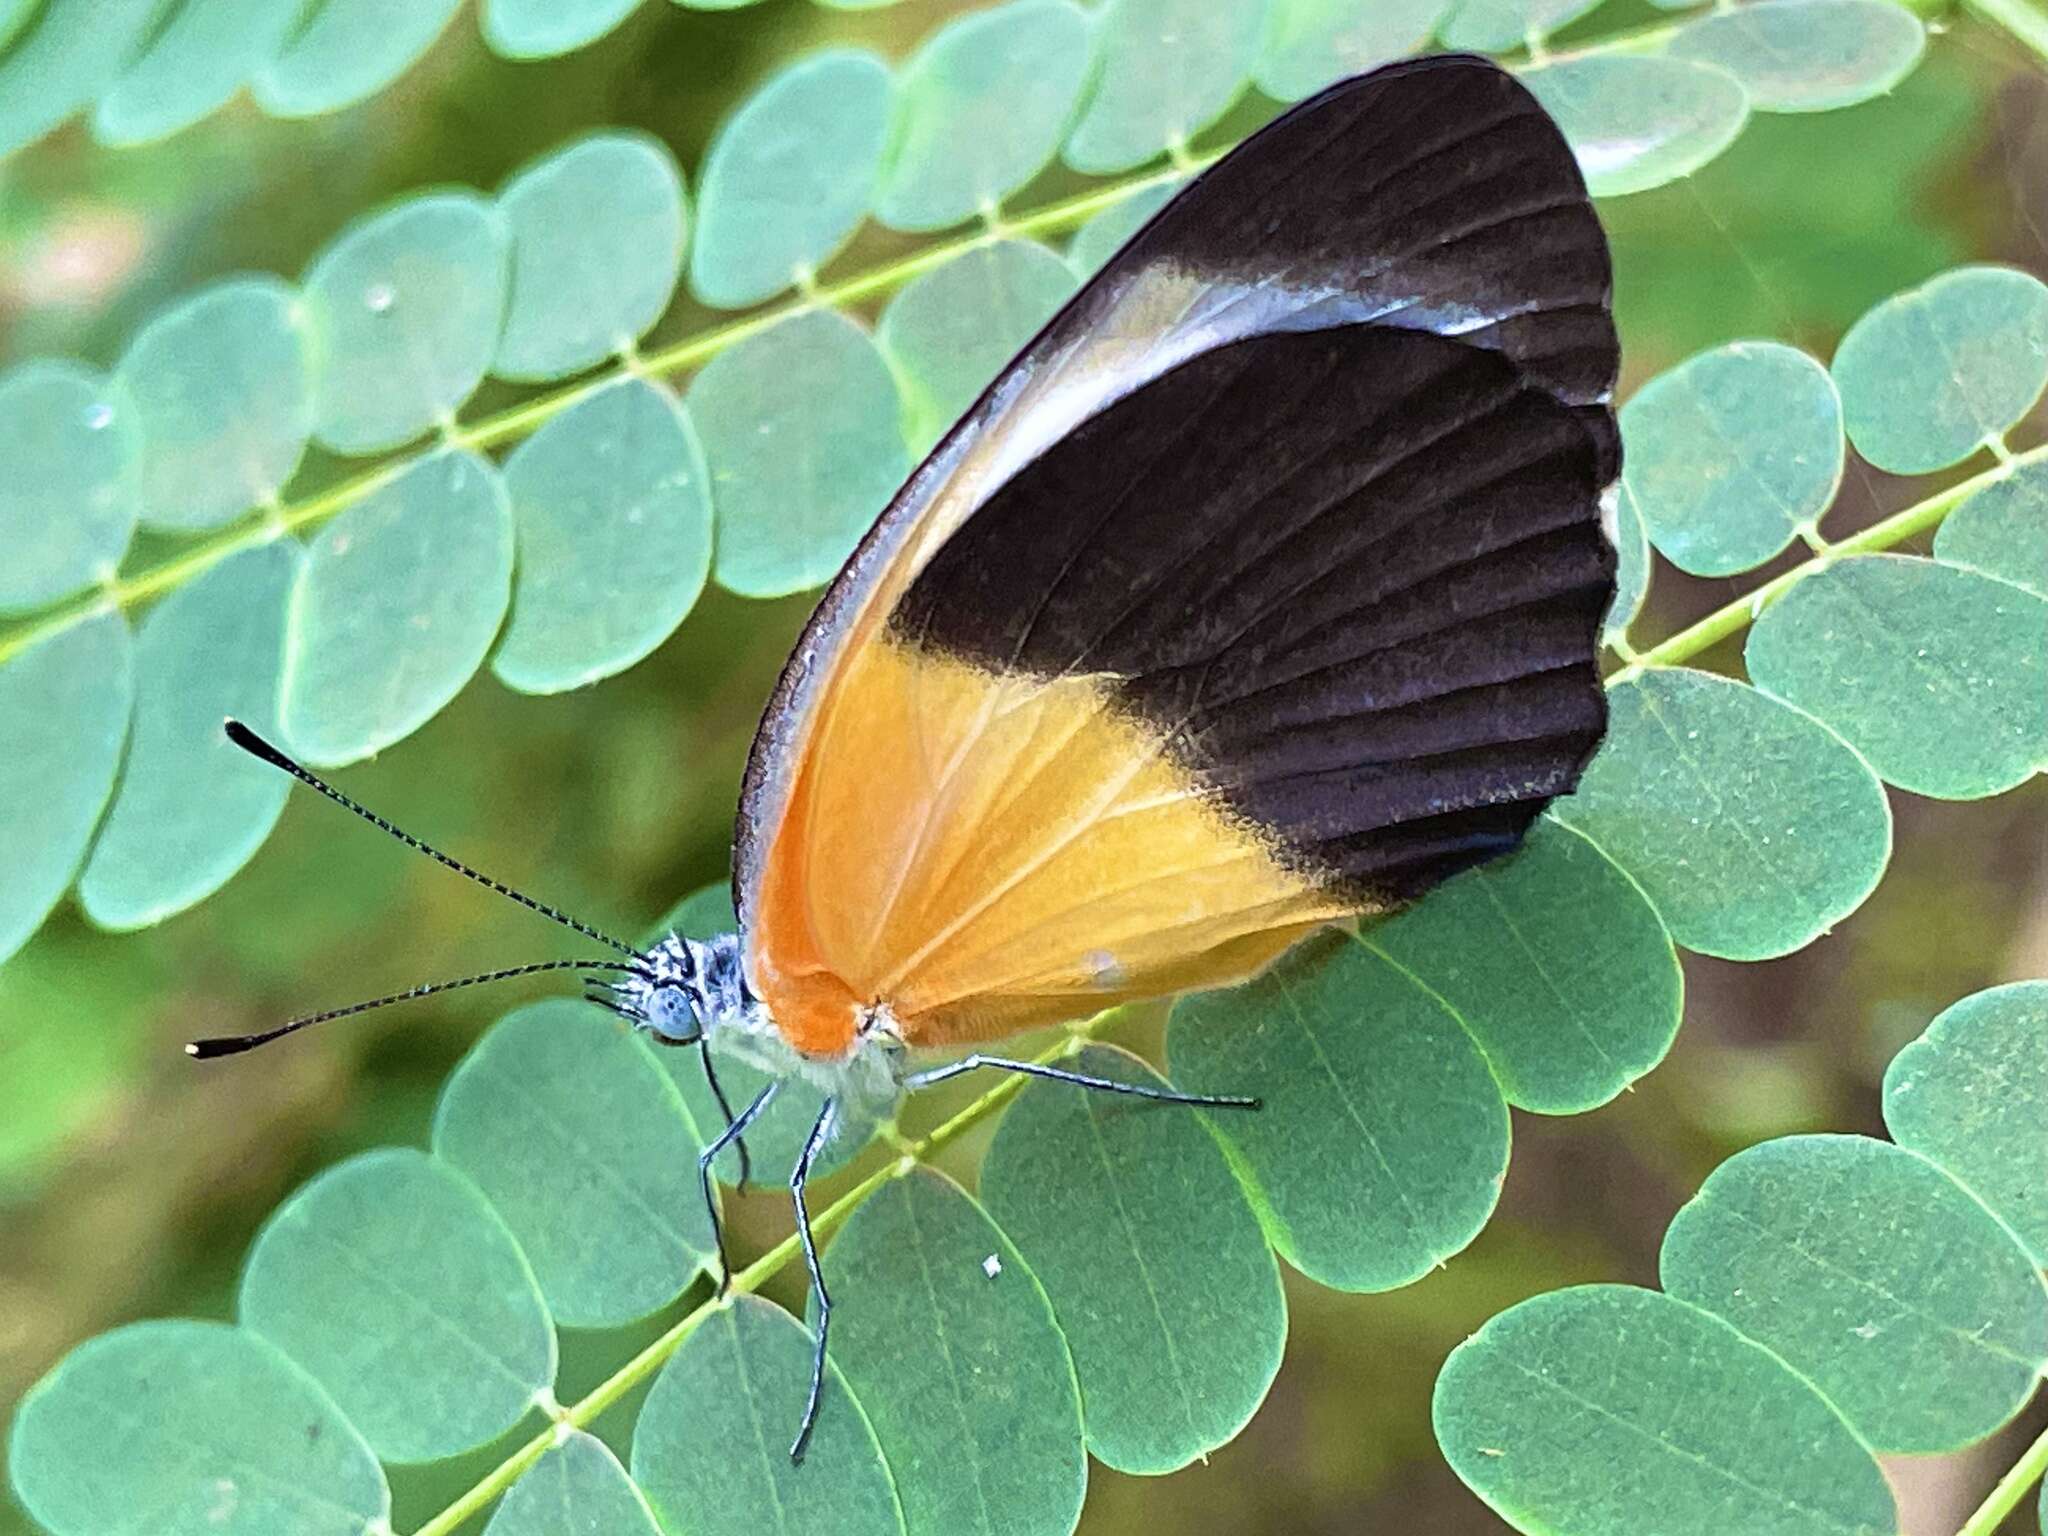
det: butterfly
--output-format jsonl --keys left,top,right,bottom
{"left": 193, "top": 52, "right": 1618, "bottom": 1464}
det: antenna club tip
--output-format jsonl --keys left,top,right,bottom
{"left": 183, "top": 1041, "right": 199, "bottom": 1056}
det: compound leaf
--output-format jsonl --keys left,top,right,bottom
{"left": 9, "top": 1320, "right": 389, "bottom": 1536}
{"left": 1746, "top": 554, "right": 2048, "bottom": 800}
{"left": 78, "top": 540, "right": 299, "bottom": 930}
{"left": 432, "top": 999, "right": 716, "bottom": 1329}
{"left": 632, "top": 1296, "right": 904, "bottom": 1536}
{"left": 980, "top": 1044, "right": 1286, "bottom": 1475}
{"left": 1668, "top": 0, "right": 1925, "bottom": 113}
{"left": 1063, "top": 0, "right": 1264, "bottom": 175}
{"left": 1521, "top": 54, "right": 1751, "bottom": 198}
{"left": 237, "top": 1147, "right": 557, "bottom": 1464}
{"left": 1660, "top": 1134, "right": 2048, "bottom": 1454}
{"left": 823, "top": 1168, "right": 1086, "bottom": 1536}
{"left": 1169, "top": 932, "right": 1509, "bottom": 1292}
{"left": 1553, "top": 668, "right": 1892, "bottom": 961}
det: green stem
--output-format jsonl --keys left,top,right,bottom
{"left": 1963, "top": 0, "right": 2048, "bottom": 59}
{"left": 408, "top": 1020, "right": 1103, "bottom": 1536}
{"left": 1607, "top": 438, "right": 2047, "bottom": 685}
{"left": 1955, "top": 1417, "right": 2048, "bottom": 1536}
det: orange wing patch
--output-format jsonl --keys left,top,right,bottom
{"left": 747, "top": 638, "right": 1360, "bottom": 1056}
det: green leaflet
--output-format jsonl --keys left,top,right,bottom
{"left": 1065, "top": 181, "right": 1181, "bottom": 278}
{"left": 237, "top": 1147, "right": 557, "bottom": 1463}
{"left": 114, "top": 275, "right": 314, "bottom": 533}
{"left": 280, "top": 449, "right": 513, "bottom": 767}
{"left": 877, "top": 240, "right": 1080, "bottom": 451}
{"left": 632, "top": 1296, "right": 904, "bottom": 1536}
{"left": 494, "top": 132, "right": 688, "bottom": 383}
{"left": 690, "top": 310, "right": 909, "bottom": 600}
{"left": 0, "top": 615, "right": 134, "bottom": 968}
{"left": 1832, "top": 264, "right": 2048, "bottom": 472}
{"left": 92, "top": 0, "right": 309, "bottom": 146}
{"left": 1606, "top": 479, "right": 1652, "bottom": 645}
{"left": 1745, "top": 554, "right": 2048, "bottom": 800}
{"left": 1553, "top": 667, "right": 1892, "bottom": 961}
{"left": 253, "top": 0, "right": 467, "bottom": 118}
{"left": 1884, "top": 981, "right": 2048, "bottom": 1264}
{"left": 1169, "top": 932, "right": 1509, "bottom": 1291}
{"left": 481, "top": 0, "right": 645, "bottom": 60}
{"left": 823, "top": 1168, "right": 1086, "bottom": 1536}
{"left": 1063, "top": 0, "right": 1265, "bottom": 174}
{"left": 8, "top": 1320, "right": 389, "bottom": 1536}
{"left": 1619, "top": 340, "right": 1843, "bottom": 576}
{"left": 484, "top": 1429, "right": 663, "bottom": 1535}
{"left": 1667, "top": 0, "right": 1925, "bottom": 113}
{"left": 1434, "top": 1286, "right": 1897, "bottom": 1536}
{"left": 432, "top": 1000, "right": 717, "bottom": 1328}
{"left": 0, "top": 360, "right": 141, "bottom": 612}
{"left": 646, "top": 883, "right": 879, "bottom": 1183}
{"left": 78, "top": 540, "right": 299, "bottom": 930}
{"left": 1659, "top": 1134, "right": 2048, "bottom": 1454}
{"left": 1440, "top": 0, "right": 1608, "bottom": 50}
{"left": 1366, "top": 819, "right": 1682, "bottom": 1115}
{"left": 1932, "top": 457, "right": 2048, "bottom": 595}
{"left": 1255, "top": 0, "right": 1449, "bottom": 102}
{"left": 689, "top": 50, "right": 894, "bottom": 309}
{"left": 1521, "top": 54, "right": 1752, "bottom": 198}
{"left": 979, "top": 1045, "right": 1286, "bottom": 1475}
{"left": 493, "top": 378, "right": 712, "bottom": 694}
{"left": 876, "top": 0, "right": 1094, "bottom": 233}
{"left": 301, "top": 191, "right": 511, "bottom": 455}
{"left": 0, "top": 0, "right": 163, "bottom": 157}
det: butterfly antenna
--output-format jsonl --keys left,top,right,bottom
{"left": 222, "top": 718, "right": 637, "bottom": 957}
{"left": 187, "top": 958, "right": 646, "bottom": 1059}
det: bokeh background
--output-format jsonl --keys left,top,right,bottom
{"left": 3, "top": 2, "right": 2045, "bottom": 1532}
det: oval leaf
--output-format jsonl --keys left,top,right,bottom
{"left": 1256, "top": 0, "right": 1449, "bottom": 102}
{"left": 495, "top": 132, "right": 687, "bottom": 382}
{"left": 9, "top": 1320, "right": 389, "bottom": 1536}
{"left": 1607, "top": 480, "right": 1651, "bottom": 646}
{"left": 485, "top": 1428, "right": 662, "bottom": 1535}
{"left": 1521, "top": 54, "right": 1751, "bottom": 199}
{"left": 1064, "top": 0, "right": 1265, "bottom": 175}
{"left": 493, "top": 378, "right": 712, "bottom": 694}
{"left": 1169, "top": 932, "right": 1509, "bottom": 1291}
{"left": 433, "top": 1000, "right": 715, "bottom": 1328}
{"left": 254, "top": 0, "right": 466, "bottom": 118}
{"left": 1746, "top": 554, "right": 2048, "bottom": 799}
{"left": 93, "top": 0, "right": 310, "bottom": 145}
{"left": 690, "top": 310, "right": 909, "bottom": 599}
{"left": 632, "top": 1296, "right": 904, "bottom": 1536}
{"left": 1065, "top": 181, "right": 1181, "bottom": 278}
{"left": 0, "top": 614, "right": 134, "bottom": 967}
{"left": 116, "top": 276, "right": 314, "bottom": 533}
{"left": 876, "top": 240, "right": 1079, "bottom": 450}
{"left": 876, "top": 0, "right": 1094, "bottom": 232}
{"left": 302, "top": 192, "right": 510, "bottom": 455}
{"left": 237, "top": 1147, "right": 557, "bottom": 1463}
{"left": 1552, "top": 668, "right": 1892, "bottom": 961}
{"left": 281, "top": 449, "right": 513, "bottom": 767}
{"left": 825, "top": 1168, "right": 1085, "bottom": 1536}
{"left": 1660, "top": 1134, "right": 2048, "bottom": 1454}
{"left": 1668, "top": 0, "right": 1925, "bottom": 113}
{"left": 1440, "top": 0, "right": 1606, "bottom": 50}
{"left": 482, "top": 0, "right": 643, "bottom": 59}
{"left": 1434, "top": 1286, "right": 1898, "bottom": 1536}
{"left": 979, "top": 1044, "right": 1285, "bottom": 1474}
{"left": 1366, "top": 819, "right": 1682, "bottom": 1114}
{"left": 0, "top": 0, "right": 162, "bottom": 156}
{"left": 1833, "top": 264, "right": 2048, "bottom": 473}
{"left": 0, "top": 360, "right": 140, "bottom": 612}
{"left": 1619, "top": 340, "right": 1844, "bottom": 576}
{"left": 1884, "top": 981, "right": 2048, "bottom": 1265}
{"left": 690, "top": 50, "right": 894, "bottom": 309}
{"left": 78, "top": 541, "right": 299, "bottom": 930}
{"left": 1932, "top": 456, "right": 2048, "bottom": 596}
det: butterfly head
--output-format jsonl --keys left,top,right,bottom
{"left": 608, "top": 931, "right": 753, "bottom": 1045}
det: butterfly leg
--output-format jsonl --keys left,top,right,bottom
{"left": 696, "top": 1038, "right": 753, "bottom": 1192}
{"left": 789, "top": 1096, "right": 838, "bottom": 1465}
{"left": 699, "top": 1079, "right": 778, "bottom": 1297}
{"left": 902, "top": 1053, "right": 1259, "bottom": 1110}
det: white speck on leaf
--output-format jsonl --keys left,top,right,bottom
{"left": 982, "top": 1253, "right": 1001, "bottom": 1279}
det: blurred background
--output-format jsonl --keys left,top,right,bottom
{"left": 2, "top": 1, "right": 2045, "bottom": 1531}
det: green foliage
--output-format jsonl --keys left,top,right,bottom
{"left": 1433, "top": 981, "right": 2048, "bottom": 1534}
{"left": 0, "top": 361, "right": 140, "bottom": 610}
{"left": 1521, "top": 55, "right": 1750, "bottom": 198}
{"left": 1256, "top": 0, "right": 1449, "bottom": 101}
{"left": 486, "top": 1430, "right": 661, "bottom": 1536}
{"left": 1666, "top": 0, "right": 1926, "bottom": 110}
{"left": 1063, "top": 0, "right": 1265, "bottom": 174}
